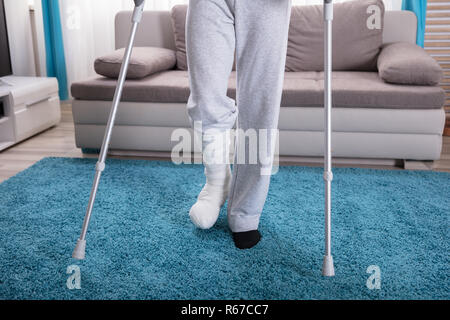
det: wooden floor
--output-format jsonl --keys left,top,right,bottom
{"left": 1, "top": 103, "right": 449, "bottom": 183}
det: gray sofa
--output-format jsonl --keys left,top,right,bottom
{"left": 71, "top": 8, "right": 446, "bottom": 167}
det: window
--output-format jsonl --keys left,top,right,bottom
{"left": 425, "top": 0, "right": 450, "bottom": 133}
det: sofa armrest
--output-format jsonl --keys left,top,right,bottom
{"left": 377, "top": 42, "right": 443, "bottom": 86}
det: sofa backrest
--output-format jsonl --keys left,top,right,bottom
{"left": 116, "top": 11, "right": 177, "bottom": 50}
{"left": 115, "top": 10, "right": 417, "bottom": 50}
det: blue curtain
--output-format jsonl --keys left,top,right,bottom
{"left": 402, "top": 0, "right": 428, "bottom": 48}
{"left": 41, "top": 0, "right": 68, "bottom": 100}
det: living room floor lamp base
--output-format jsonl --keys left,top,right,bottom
{"left": 322, "top": 0, "right": 335, "bottom": 277}
{"left": 72, "top": 0, "right": 146, "bottom": 260}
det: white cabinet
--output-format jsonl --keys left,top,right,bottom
{"left": 0, "top": 76, "right": 61, "bottom": 151}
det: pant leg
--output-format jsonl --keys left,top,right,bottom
{"left": 227, "top": 0, "right": 292, "bottom": 233}
{"left": 186, "top": 0, "right": 237, "bottom": 133}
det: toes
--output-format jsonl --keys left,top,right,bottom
{"left": 189, "top": 202, "right": 220, "bottom": 229}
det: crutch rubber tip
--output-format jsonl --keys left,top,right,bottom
{"left": 322, "top": 255, "right": 335, "bottom": 277}
{"left": 72, "top": 239, "right": 86, "bottom": 260}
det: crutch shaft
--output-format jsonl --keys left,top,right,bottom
{"left": 72, "top": 2, "right": 145, "bottom": 260}
{"left": 77, "top": 21, "right": 137, "bottom": 241}
{"left": 79, "top": 171, "right": 102, "bottom": 240}
{"left": 99, "top": 22, "right": 138, "bottom": 164}
{"left": 322, "top": 0, "right": 335, "bottom": 277}
{"left": 324, "top": 17, "right": 332, "bottom": 257}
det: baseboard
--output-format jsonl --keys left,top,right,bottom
{"left": 278, "top": 156, "right": 402, "bottom": 168}
{"left": 106, "top": 149, "right": 407, "bottom": 168}
{"left": 85, "top": 149, "right": 440, "bottom": 171}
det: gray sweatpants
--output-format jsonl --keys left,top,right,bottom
{"left": 186, "top": 0, "right": 292, "bottom": 232}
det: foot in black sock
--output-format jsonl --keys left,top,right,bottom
{"left": 232, "top": 230, "right": 261, "bottom": 249}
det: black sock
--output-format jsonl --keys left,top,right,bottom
{"left": 232, "top": 230, "right": 261, "bottom": 249}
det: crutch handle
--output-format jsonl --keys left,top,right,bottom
{"left": 132, "top": 0, "right": 145, "bottom": 23}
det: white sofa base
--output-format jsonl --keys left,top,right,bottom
{"left": 73, "top": 100, "right": 444, "bottom": 162}
{"left": 74, "top": 124, "right": 442, "bottom": 160}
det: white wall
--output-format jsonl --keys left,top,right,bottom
{"left": 386, "top": 0, "right": 402, "bottom": 11}
{"left": 59, "top": 0, "right": 125, "bottom": 90}
{"left": 3, "top": 0, "right": 36, "bottom": 76}
{"left": 32, "top": 1, "right": 47, "bottom": 77}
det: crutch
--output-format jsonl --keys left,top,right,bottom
{"left": 72, "top": 0, "right": 146, "bottom": 260}
{"left": 322, "top": 0, "right": 335, "bottom": 276}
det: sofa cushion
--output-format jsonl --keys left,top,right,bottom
{"left": 282, "top": 72, "right": 444, "bottom": 109}
{"left": 71, "top": 71, "right": 445, "bottom": 110}
{"left": 73, "top": 71, "right": 194, "bottom": 103}
{"left": 378, "top": 42, "right": 443, "bottom": 86}
{"left": 94, "top": 47, "right": 176, "bottom": 79}
{"left": 172, "top": 2, "right": 384, "bottom": 72}
{"left": 286, "top": 0, "right": 385, "bottom": 72}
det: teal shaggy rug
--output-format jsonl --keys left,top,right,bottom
{"left": 0, "top": 157, "right": 448, "bottom": 300}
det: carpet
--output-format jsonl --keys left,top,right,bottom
{"left": 0, "top": 157, "right": 448, "bottom": 300}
